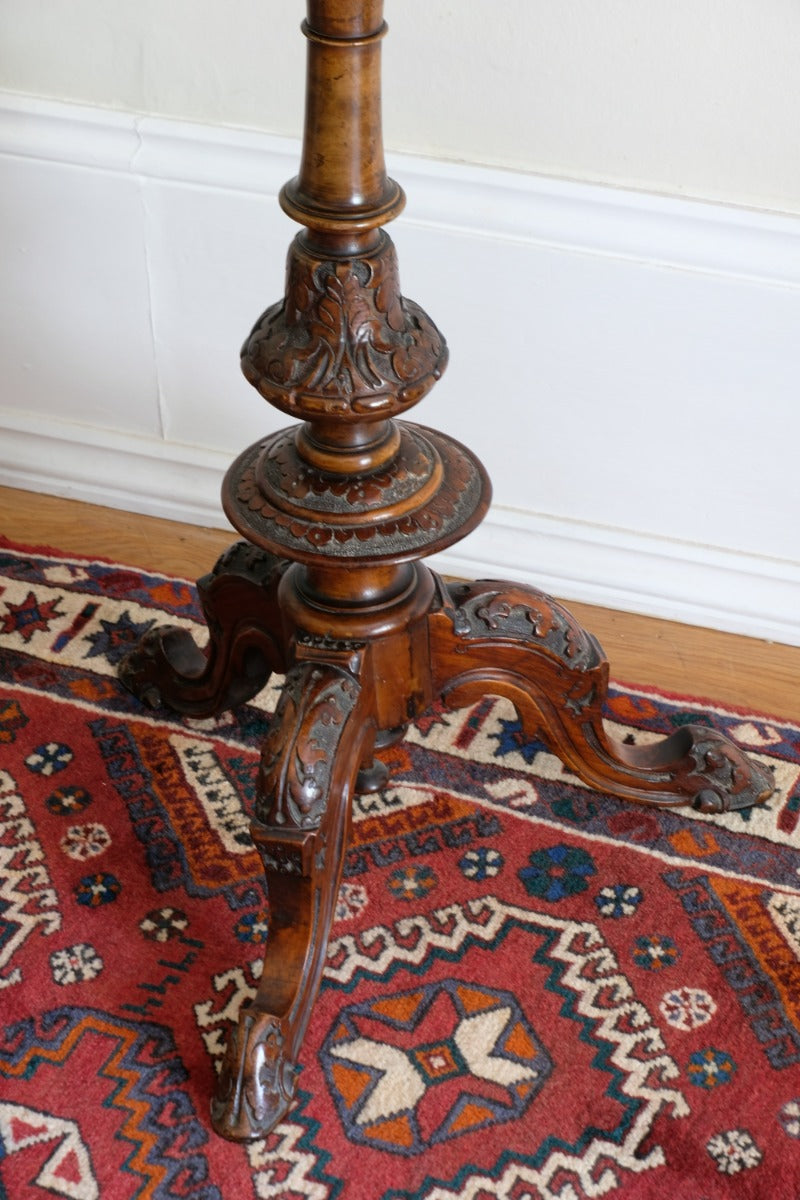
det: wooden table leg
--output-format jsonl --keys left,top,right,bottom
{"left": 120, "top": 542, "right": 288, "bottom": 716}
{"left": 428, "top": 576, "right": 774, "bottom": 813}
{"left": 210, "top": 662, "right": 371, "bottom": 1140}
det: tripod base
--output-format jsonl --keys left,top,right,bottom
{"left": 120, "top": 539, "right": 773, "bottom": 1141}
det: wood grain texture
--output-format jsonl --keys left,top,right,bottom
{"left": 3, "top": 484, "right": 797, "bottom": 722}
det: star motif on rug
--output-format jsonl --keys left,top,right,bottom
{"left": 234, "top": 909, "right": 270, "bottom": 943}
{"left": 46, "top": 785, "right": 92, "bottom": 815}
{"left": 779, "top": 1098, "right": 800, "bottom": 1139}
{"left": 321, "top": 978, "right": 551, "bottom": 1154}
{"left": 632, "top": 933, "right": 680, "bottom": 971}
{"left": 1, "top": 590, "right": 64, "bottom": 642}
{"left": 518, "top": 842, "right": 596, "bottom": 902}
{"left": 139, "top": 907, "right": 192, "bottom": 943}
{"left": 74, "top": 873, "right": 122, "bottom": 907}
{"left": 490, "top": 716, "right": 547, "bottom": 764}
{"left": 59, "top": 823, "right": 112, "bottom": 862}
{"left": 83, "top": 611, "right": 154, "bottom": 664}
{"left": 659, "top": 986, "right": 716, "bottom": 1032}
{"left": 50, "top": 943, "right": 104, "bottom": 985}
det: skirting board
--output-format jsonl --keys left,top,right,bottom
{"left": 1, "top": 92, "right": 799, "bottom": 647}
{"left": 3, "top": 407, "right": 799, "bottom": 649}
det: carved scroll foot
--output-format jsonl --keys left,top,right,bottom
{"left": 119, "top": 541, "right": 289, "bottom": 717}
{"left": 211, "top": 1007, "right": 295, "bottom": 1140}
{"left": 429, "top": 577, "right": 774, "bottom": 813}
{"left": 211, "top": 660, "right": 372, "bottom": 1140}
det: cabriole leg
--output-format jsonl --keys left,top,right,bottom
{"left": 429, "top": 578, "right": 774, "bottom": 813}
{"left": 210, "top": 661, "right": 372, "bottom": 1140}
{"left": 120, "top": 542, "right": 289, "bottom": 717}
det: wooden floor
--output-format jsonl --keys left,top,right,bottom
{"left": 2, "top": 484, "right": 798, "bottom": 722}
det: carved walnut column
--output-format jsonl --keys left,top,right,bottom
{"left": 120, "top": 0, "right": 773, "bottom": 1141}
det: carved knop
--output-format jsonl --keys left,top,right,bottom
{"left": 241, "top": 233, "right": 448, "bottom": 420}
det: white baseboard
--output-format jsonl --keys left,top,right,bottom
{"left": 0, "top": 409, "right": 229, "bottom": 529}
{"left": 439, "top": 509, "right": 800, "bottom": 649}
{"left": 1, "top": 92, "right": 799, "bottom": 647}
{"left": 3, "top": 405, "right": 798, "bottom": 649}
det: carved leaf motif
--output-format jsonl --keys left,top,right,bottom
{"left": 375, "top": 270, "right": 406, "bottom": 333}
{"left": 242, "top": 235, "right": 447, "bottom": 417}
{"left": 317, "top": 294, "right": 340, "bottom": 339}
{"left": 476, "top": 595, "right": 510, "bottom": 630}
{"left": 256, "top": 667, "right": 360, "bottom": 829}
{"left": 288, "top": 745, "right": 325, "bottom": 821}
{"left": 339, "top": 271, "right": 374, "bottom": 343}
{"left": 392, "top": 337, "right": 423, "bottom": 383}
{"left": 214, "top": 1010, "right": 291, "bottom": 1134}
{"left": 312, "top": 692, "right": 347, "bottom": 729}
{"left": 450, "top": 584, "right": 600, "bottom": 674}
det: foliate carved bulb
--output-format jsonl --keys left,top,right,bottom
{"left": 241, "top": 232, "right": 448, "bottom": 420}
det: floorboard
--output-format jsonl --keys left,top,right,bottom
{"left": 2, "top": 485, "right": 798, "bottom": 721}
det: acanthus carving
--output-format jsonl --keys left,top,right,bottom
{"left": 118, "top": 539, "right": 289, "bottom": 716}
{"left": 431, "top": 577, "right": 773, "bottom": 814}
{"left": 198, "top": 540, "right": 289, "bottom": 648}
{"left": 241, "top": 232, "right": 448, "bottom": 419}
{"left": 204, "top": 540, "right": 287, "bottom": 591}
{"left": 446, "top": 582, "right": 602, "bottom": 673}
{"left": 255, "top": 664, "right": 361, "bottom": 829}
{"left": 688, "top": 731, "right": 775, "bottom": 813}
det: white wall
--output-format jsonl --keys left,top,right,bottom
{"left": 2, "top": 0, "right": 800, "bottom": 215}
{"left": 1, "top": 6, "right": 799, "bottom": 647}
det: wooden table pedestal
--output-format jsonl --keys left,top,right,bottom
{"left": 120, "top": 0, "right": 773, "bottom": 1141}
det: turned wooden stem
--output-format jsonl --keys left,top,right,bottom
{"left": 233, "top": 0, "right": 477, "bottom": 562}
{"left": 267, "top": 0, "right": 408, "bottom": 470}
{"left": 281, "top": 0, "right": 405, "bottom": 238}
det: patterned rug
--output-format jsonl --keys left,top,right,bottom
{"left": 2, "top": 538, "right": 800, "bottom": 1199}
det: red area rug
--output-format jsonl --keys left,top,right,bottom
{"left": 2, "top": 538, "right": 800, "bottom": 1199}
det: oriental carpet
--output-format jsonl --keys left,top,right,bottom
{"left": 1, "top": 538, "right": 800, "bottom": 1199}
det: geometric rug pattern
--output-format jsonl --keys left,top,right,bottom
{"left": 2, "top": 538, "right": 800, "bottom": 1197}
